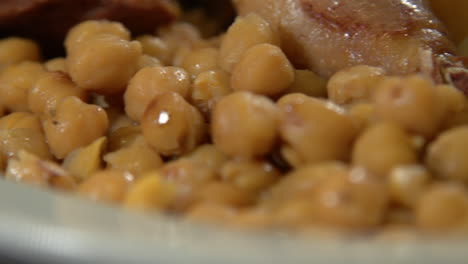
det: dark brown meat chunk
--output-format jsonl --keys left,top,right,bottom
{"left": 0, "top": 0, "right": 180, "bottom": 57}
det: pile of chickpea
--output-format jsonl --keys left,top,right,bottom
{"left": 1, "top": 13, "right": 468, "bottom": 237}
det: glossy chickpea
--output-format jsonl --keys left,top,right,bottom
{"left": 0, "top": 128, "right": 52, "bottom": 160}
{"left": 137, "top": 55, "right": 161, "bottom": 70}
{"left": 191, "top": 70, "right": 231, "bottom": 118}
{"left": 231, "top": 43, "right": 294, "bottom": 96}
{"left": 104, "top": 137, "right": 164, "bottom": 176}
{"left": 65, "top": 20, "right": 130, "bottom": 52}
{"left": 416, "top": 183, "right": 468, "bottom": 231}
{"left": 426, "top": 126, "right": 468, "bottom": 183}
{"left": 220, "top": 159, "right": 280, "bottom": 194}
{"left": 108, "top": 126, "right": 142, "bottom": 152}
{"left": 219, "top": 13, "right": 280, "bottom": 72}
{"left": 29, "top": 71, "right": 88, "bottom": 116}
{"left": 188, "top": 144, "right": 229, "bottom": 170}
{"left": 142, "top": 92, "right": 206, "bottom": 156}
{"left": 212, "top": 92, "right": 279, "bottom": 158}
{"left": 124, "top": 172, "right": 175, "bottom": 211}
{"left": 136, "top": 35, "right": 171, "bottom": 65}
{"left": 44, "top": 57, "right": 67, "bottom": 72}
{"left": 194, "top": 182, "right": 252, "bottom": 207}
{"left": 313, "top": 167, "right": 388, "bottom": 229}
{"left": 0, "top": 37, "right": 41, "bottom": 69}
{"left": 0, "top": 62, "right": 45, "bottom": 112}
{"left": 327, "top": 65, "right": 385, "bottom": 105}
{"left": 348, "top": 103, "right": 376, "bottom": 132}
{"left": 352, "top": 122, "right": 417, "bottom": 177}
{"left": 436, "top": 84, "right": 467, "bottom": 120}
{"left": 159, "top": 22, "right": 205, "bottom": 59}
{"left": 373, "top": 75, "right": 445, "bottom": 137}
{"left": 0, "top": 112, "right": 43, "bottom": 133}
{"left": 182, "top": 48, "right": 219, "bottom": 79}
{"left": 78, "top": 169, "right": 134, "bottom": 204}
{"left": 283, "top": 69, "right": 328, "bottom": 98}
{"left": 388, "top": 165, "right": 431, "bottom": 208}
{"left": 67, "top": 35, "right": 141, "bottom": 94}
{"left": 124, "top": 66, "right": 190, "bottom": 121}
{"left": 42, "top": 97, "right": 109, "bottom": 159}
{"left": 278, "top": 96, "right": 356, "bottom": 165}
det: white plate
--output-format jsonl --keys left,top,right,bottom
{"left": 0, "top": 179, "right": 466, "bottom": 264}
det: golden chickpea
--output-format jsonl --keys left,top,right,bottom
{"left": 0, "top": 37, "right": 41, "bottom": 69}
{"left": 137, "top": 55, "right": 161, "bottom": 70}
{"left": 136, "top": 35, "right": 171, "bottom": 65}
{"left": 442, "top": 108, "right": 468, "bottom": 130}
{"left": 373, "top": 75, "right": 445, "bottom": 137}
{"left": 77, "top": 169, "right": 134, "bottom": 204}
{"left": 436, "top": 84, "right": 467, "bottom": 119}
{"left": 182, "top": 48, "right": 219, "bottom": 79}
{"left": 42, "top": 96, "right": 109, "bottom": 159}
{"left": 124, "top": 172, "right": 175, "bottom": 211}
{"left": 283, "top": 69, "right": 328, "bottom": 98}
{"left": 348, "top": 103, "right": 376, "bottom": 132}
{"left": 188, "top": 144, "right": 229, "bottom": 170}
{"left": 142, "top": 92, "right": 206, "bottom": 156}
{"left": 220, "top": 159, "right": 280, "bottom": 194}
{"left": 109, "top": 114, "right": 135, "bottom": 132}
{"left": 0, "top": 128, "right": 52, "bottom": 160}
{"left": 65, "top": 20, "right": 130, "bottom": 52}
{"left": 352, "top": 122, "right": 418, "bottom": 177}
{"left": 416, "top": 183, "right": 468, "bottom": 231}
{"left": 104, "top": 137, "right": 164, "bottom": 176}
{"left": 212, "top": 91, "right": 279, "bottom": 158}
{"left": 219, "top": 13, "right": 279, "bottom": 72}
{"left": 124, "top": 66, "right": 190, "bottom": 121}
{"left": 108, "top": 126, "right": 141, "bottom": 152}
{"left": 0, "top": 61, "right": 45, "bottom": 112}
{"left": 44, "top": 57, "right": 67, "bottom": 72}
{"left": 194, "top": 182, "right": 252, "bottom": 207}
{"left": 191, "top": 70, "right": 231, "bottom": 118}
{"left": 231, "top": 43, "right": 294, "bottom": 96}
{"left": 273, "top": 198, "right": 317, "bottom": 228}
{"left": 279, "top": 96, "right": 356, "bottom": 165}
{"left": 388, "top": 165, "right": 431, "bottom": 208}
{"left": 0, "top": 112, "right": 42, "bottom": 133}
{"left": 5, "top": 150, "right": 75, "bottom": 191}
{"left": 29, "top": 71, "right": 88, "bottom": 116}
{"left": 327, "top": 65, "right": 386, "bottom": 105}
{"left": 426, "top": 126, "right": 468, "bottom": 183}
{"left": 67, "top": 35, "right": 141, "bottom": 94}
{"left": 313, "top": 167, "right": 388, "bottom": 229}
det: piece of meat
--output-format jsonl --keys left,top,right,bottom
{"left": 233, "top": 0, "right": 458, "bottom": 77}
{"left": 0, "top": 0, "right": 180, "bottom": 57}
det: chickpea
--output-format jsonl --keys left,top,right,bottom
{"left": 388, "top": 165, "right": 431, "bottom": 208}
{"left": 273, "top": 199, "right": 317, "bottom": 228}
{"left": 0, "top": 37, "right": 41, "bottom": 69}
{"left": 231, "top": 43, "right": 294, "bottom": 96}
{"left": 44, "top": 57, "right": 67, "bottom": 72}
{"left": 108, "top": 126, "right": 142, "bottom": 152}
{"left": 109, "top": 114, "right": 135, "bottom": 133}
{"left": 0, "top": 62, "right": 45, "bottom": 112}
{"left": 313, "top": 167, "right": 388, "bottom": 229}
{"left": 327, "top": 65, "right": 386, "bottom": 105}
{"left": 0, "top": 112, "right": 43, "bottom": 133}
{"left": 278, "top": 96, "right": 357, "bottom": 165}
{"left": 191, "top": 70, "right": 230, "bottom": 116}
{"left": 65, "top": 20, "right": 130, "bottom": 52}
{"left": 137, "top": 55, "right": 161, "bottom": 70}
{"left": 220, "top": 159, "right": 280, "bottom": 194}
{"left": 0, "top": 128, "right": 52, "bottom": 160}
{"left": 442, "top": 108, "right": 468, "bottom": 130}
{"left": 219, "top": 13, "right": 279, "bottom": 72}
{"left": 43, "top": 96, "right": 109, "bottom": 159}
{"left": 352, "top": 122, "right": 418, "bottom": 177}
{"left": 348, "top": 103, "right": 376, "bottom": 132}
{"left": 436, "top": 84, "right": 467, "bottom": 119}
{"left": 5, "top": 150, "right": 75, "bottom": 191}
{"left": 142, "top": 92, "right": 206, "bottom": 156}
{"left": 67, "top": 35, "right": 141, "bottom": 94}
{"left": 426, "top": 126, "right": 468, "bottom": 183}
{"left": 136, "top": 35, "right": 171, "bottom": 65}
{"left": 78, "top": 169, "right": 134, "bottom": 204}
{"left": 188, "top": 144, "right": 229, "bottom": 170}
{"left": 212, "top": 91, "right": 279, "bottom": 158}
{"left": 194, "top": 182, "right": 252, "bottom": 207}
{"left": 104, "top": 137, "right": 164, "bottom": 176}
{"left": 284, "top": 69, "right": 327, "bottom": 98}
{"left": 159, "top": 22, "right": 204, "bottom": 52}
{"left": 124, "top": 172, "right": 175, "bottom": 211}
{"left": 416, "top": 183, "right": 468, "bottom": 231}
{"left": 124, "top": 66, "right": 190, "bottom": 121}
{"left": 186, "top": 202, "right": 236, "bottom": 224}
{"left": 182, "top": 48, "right": 219, "bottom": 79}
{"left": 373, "top": 75, "right": 445, "bottom": 137}
{"left": 29, "top": 71, "right": 88, "bottom": 116}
